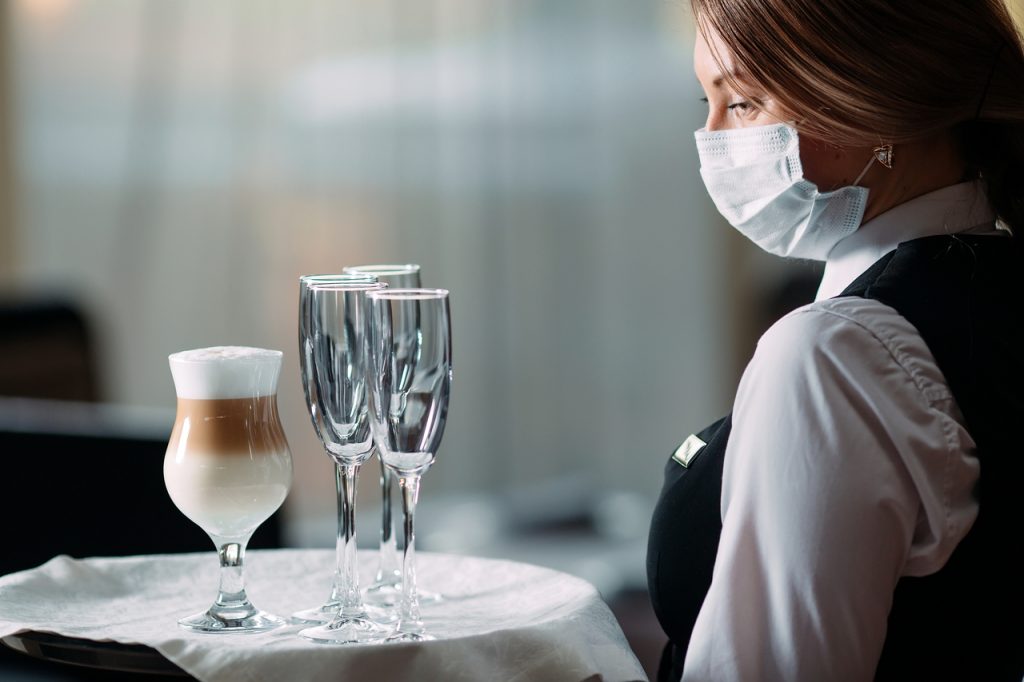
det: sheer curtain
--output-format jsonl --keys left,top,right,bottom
{"left": 11, "top": 0, "right": 732, "bottom": 543}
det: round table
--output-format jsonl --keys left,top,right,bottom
{"left": 0, "top": 549, "right": 647, "bottom": 682}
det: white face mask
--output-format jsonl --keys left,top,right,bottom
{"left": 694, "top": 123, "right": 874, "bottom": 261}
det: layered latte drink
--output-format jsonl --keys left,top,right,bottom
{"left": 164, "top": 347, "right": 292, "bottom": 540}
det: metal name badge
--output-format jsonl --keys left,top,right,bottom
{"left": 672, "top": 434, "right": 707, "bottom": 468}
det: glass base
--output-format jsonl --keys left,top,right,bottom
{"left": 365, "top": 581, "right": 442, "bottom": 607}
{"left": 293, "top": 600, "right": 397, "bottom": 625}
{"left": 291, "top": 602, "right": 340, "bottom": 626}
{"left": 364, "top": 580, "right": 401, "bottom": 607}
{"left": 418, "top": 588, "right": 443, "bottom": 604}
{"left": 387, "top": 626, "right": 433, "bottom": 642}
{"left": 299, "top": 614, "right": 392, "bottom": 644}
{"left": 178, "top": 607, "right": 286, "bottom": 634}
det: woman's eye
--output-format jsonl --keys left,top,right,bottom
{"left": 699, "top": 95, "right": 764, "bottom": 117}
{"left": 727, "top": 99, "right": 765, "bottom": 119}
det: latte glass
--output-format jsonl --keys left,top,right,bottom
{"left": 164, "top": 346, "right": 292, "bottom": 633}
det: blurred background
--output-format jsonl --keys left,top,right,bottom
{"left": 10, "top": 0, "right": 993, "bottom": 676}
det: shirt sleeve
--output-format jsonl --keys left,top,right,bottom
{"left": 681, "top": 298, "right": 979, "bottom": 682}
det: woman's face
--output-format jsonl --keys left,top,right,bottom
{"left": 693, "top": 27, "right": 876, "bottom": 192}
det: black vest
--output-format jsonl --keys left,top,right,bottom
{"left": 647, "top": 235, "right": 1024, "bottom": 681}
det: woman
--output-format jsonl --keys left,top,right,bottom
{"left": 646, "top": 1, "right": 1024, "bottom": 680}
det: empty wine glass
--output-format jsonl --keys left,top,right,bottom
{"left": 367, "top": 288, "right": 452, "bottom": 641}
{"left": 291, "top": 273, "right": 379, "bottom": 626}
{"left": 343, "top": 264, "right": 421, "bottom": 605}
{"left": 163, "top": 347, "right": 292, "bottom": 633}
{"left": 296, "top": 281, "right": 391, "bottom": 644}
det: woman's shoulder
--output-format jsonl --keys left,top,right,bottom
{"left": 753, "top": 296, "right": 953, "bottom": 407}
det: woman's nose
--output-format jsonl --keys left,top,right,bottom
{"left": 705, "top": 110, "right": 727, "bottom": 132}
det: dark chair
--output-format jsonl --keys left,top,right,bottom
{"left": 0, "top": 299, "right": 101, "bottom": 402}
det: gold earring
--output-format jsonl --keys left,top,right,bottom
{"left": 873, "top": 144, "right": 894, "bottom": 169}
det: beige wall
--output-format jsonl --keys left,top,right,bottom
{"left": 1011, "top": 0, "right": 1024, "bottom": 30}
{"left": 0, "top": 4, "right": 14, "bottom": 284}
{"left": 10, "top": 1, "right": 731, "bottom": 546}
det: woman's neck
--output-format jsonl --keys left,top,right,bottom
{"left": 861, "top": 131, "right": 968, "bottom": 223}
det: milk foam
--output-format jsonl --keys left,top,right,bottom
{"left": 169, "top": 346, "right": 283, "bottom": 399}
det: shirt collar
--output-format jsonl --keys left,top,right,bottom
{"left": 815, "top": 181, "right": 998, "bottom": 300}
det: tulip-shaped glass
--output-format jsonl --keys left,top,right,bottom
{"left": 342, "top": 264, "right": 421, "bottom": 604}
{"left": 367, "top": 289, "right": 452, "bottom": 641}
{"left": 291, "top": 273, "right": 380, "bottom": 625}
{"left": 297, "top": 282, "right": 391, "bottom": 644}
{"left": 163, "top": 346, "right": 292, "bottom": 633}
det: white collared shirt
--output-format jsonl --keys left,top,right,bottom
{"left": 682, "top": 182, "right": 1003, "bottom": 681}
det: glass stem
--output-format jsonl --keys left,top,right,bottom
{"left": 329, "top": 463, "right": 345, "bottom": 604}
{"left": 398, "top": 474, "right": 423, "bottom": 630}
{"left": 338, "top": 463, "right": 364, "bottom": 617}
{"left": 208, "top": 534, "right": 257, "bottom": 620}
{"left": 217, "top": 542, "right": 248, "bottom": 605}
{"left": 377, "top": 454, "right": 400, "bottom": 581}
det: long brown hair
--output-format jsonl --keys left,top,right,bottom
{"left": 692, "top": 0, "right": 1024, "bottom": 235}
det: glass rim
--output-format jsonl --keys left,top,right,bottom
{"left": 343, "top": 264, "right": 421, "bottom": 276}
{"left": 367, "top": 287, "right": 448, "bottom": 300}
{"left": 300, "top": 273, "right": 378, "bottom": 283}
{"left": 308, "top": 281, "right": 388, "bottom": 292}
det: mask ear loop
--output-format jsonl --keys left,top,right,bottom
{"left": 852, "top": 144, "right": 894, "bottom": 187}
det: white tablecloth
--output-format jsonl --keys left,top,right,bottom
{"left": 0, "top": 549, "right": 648, "bottom": 681}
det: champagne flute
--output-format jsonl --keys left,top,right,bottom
{"left": 367, "top": 288, "right": 452, "bottom": 641}
{"left": 163, "top": 346, "right": 292, "bottom": 633}
{"left": 296, "top": 281, "right": 391, "bottom": 644}
{"left": 291, "top": 273, "right": 379, "bottom": 626}
{"left": 343, "top": 264, "right": 421, "bottom": 605}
